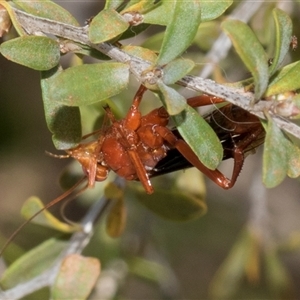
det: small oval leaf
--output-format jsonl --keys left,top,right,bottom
{"left": 265, "top": 61, "right": 300, "bottom": 97}
{"left": 41, "top": 67, "right": 82, "bottom": 150}
{"left": 209, "top": 227, "right": 261, "bottom": 299}
{"left": 269, "top": 8, "right": 293, "bottom": 75}
{"left": 48, "top": 62, "right": 130, "bottom": 106}
{"left": 199, "top": 0, "right": 232, "bottom": 22}
{"left": 156, "top": 0, "right": 202, "bottom": 66}
{"left": 222, "top": 19, "right": 269, "bottom": 100}
{"left": 21, "top": 197, "right": 79, "bottom": 233}
{"left": 263, "top": 118, "right": 288, "bottom": 187}
{"left": 194, "top": 21, "right": 220, "bottom": 51}
{"left": 52, "top": 254, "right": 100, "bottom": 300}
{"left": 104, "top": 181, "right": 125, "bottom": 201}
{"left": 262, "top": 117, "right": 300, "bottom": 188}
{"left": 0, "top": 233, "right": 24, "bottom": 265}
{"left": 0, "top": 238, "right": 67, "bottom": 289}
{"left": 163, "top": 58, "right": 195, "bottom": 85}
{"left": 132, "top": 186, "right": 207, "bottom": 221}
{"left": 122, "top": 45, "right": 157, "bottom": 63}
{"left": 0, "top": 36, "right": 60, "bottom": 70}
{"left": 118, "top": 23, "right": 150, "bottom": 40}
{"left": 105, "top": 0, "right": 124, "bottom": 10}
{"left": 157, "top": 82, "right": 187, "bottom": 115}
{"left": 143, "top": 0, "right": 232, "bottom": 25}
{"left": 176, "top": 168, "right": 206, "bottom": 197}
{"left": 121, "top": 0, "right": 156, "bottom": 14}
{"left": 173, "top": 105, "right": 223, "bottom": 170}
{"left": 264, "top": 249, "right": 294, "bottom": 298}
{"left": 129, "top": 256, "right": 172, "bottom": 283}
{"left": 89, "top": 9, "right": 129, "bottom": 44}
{"left": 13, "top": 0, "right": 79, "bottom": 26}
{"left": 141, "top": 31, "right": 165, "bottom": 52}
{"left": 286, "top": 142, "right": 300, "bottom": 179}
{"left": 105, "top": 182, "right": 127, "bottom": 238}
{"left": 106, "top": 198, "right": 127, "bottom": 238}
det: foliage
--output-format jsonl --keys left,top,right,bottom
{"left": 1, "top": 1, "right": 300, "bottom": 299}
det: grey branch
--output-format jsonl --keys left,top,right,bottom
{"left": 0, "top": 194, "right": 110, "bottom": 299}
{"left": 14, "top": 8, "right": 300, "bottom": 138}
{"left": 11, "top": 7, "right": 300, "bottom": 140}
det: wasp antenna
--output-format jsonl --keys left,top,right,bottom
{"left": 45, "top": 150, "right": 70, "bottom": 159}
{"left": 104, "top": 106, "right": 117, "bottom": 123}
{"left": 81, "top": 128, "right": 102, "bottom": 140}
{"left": 0, "top": 176, "right": 87, "bottom": 258}
{"left": 59, "top": 182, "right": 89, "bottom": 226}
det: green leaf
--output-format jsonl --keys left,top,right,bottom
{"left": 209, "top": 227, "right": 261, "bottom": 299}
{"left": 199, "top": 0, "right": 232, "bottom": 22}
{"left": 143, "top": 0, "right": 232, "bottom": 25}
{"left": 176, "top": 168, "right": 206, "bottom": 198}
{"left": 264, "top": 249, "right": 294, "bottom": 299}
{"left": 0, "top": 1, "right": 26, "bottom": 35}
{"left": 263, "top": 119, "right": 288, "bottom": 187}
{"left": 141, "top": 31, "right": 165, "bottom": 52}
{"left": 132, "top": 186, "right": 207, "bottom": 221}
{"left": 122, "top": 45, "right": 157, "bottom": 63}
{"left": 104, "top": 0, "right": 124, "bottom": 10}
{"left": 88, "top": 9, "right": 129, "bottom": 44}
{"left": 194, "top": 21, "right": 221, "bottom": 51}
{"left": 118, "top": 23, "right": 150, "bottom": 40}
{"left": 0, "top": 36, "right": 60, "bottom": 70}
{"left": 121, "top": 0, "right": 156, "bottom": 14}
{"left": 52, "top": 254, "right": 100, "bottom": 300}
{"left": 0, "top": 238, "right": 24, "bottom": 267}
{"left": 128, "top": 257, "right": 171, "bottom": 283}
{"left": 21, "top": 197, "right": 79, "bottom": 233}
{"left": 13, "top": 0, "right": 79, "bottom": 26}
{"left": 106, "top": 198, "right": 127, "bottom": 238}
{"left": 105, "top": 182, "right": 127, "bottom": 238}
{"left": 262, "top": 117, "right": 300, "bottom": 188}
{"left": 265, "top": 61, "right": 300, "bottom": 97}
{"left": 41, "top": 67, "right": 82, "bottom": 150}
{"left": 47, "top": 62, "right": 130, "bottom": 106}
{"left": 157, "top": 82, "right": 187, "bottom": 115}
{"left": 269, "top": 8, "right": 293, "bottom": 75}
{"left": 222, "top": 19, "right": 269, "bottom": 100}
{"left": 163, "top": 58, "right": 195, "bottom": 85}
{"left": 173, "top": 105, "right": 223, "bottom": 170}
{"left": 156, "top": 0, "right": 202, "bottom": 66}
{"left": 0, "top": 238, "right": 67, "bottom": 289}
{"left": 286, "top": 139, "right": 300, "bottom": 179}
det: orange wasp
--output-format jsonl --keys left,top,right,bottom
{"left": 66, "top": 85, "right": 265, "bottom": 194}
{"left": 0, "top": 85, "right": 265, "bottom": 255}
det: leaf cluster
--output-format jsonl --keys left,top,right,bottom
{"left": 1, "top": 1, "right": 300, "bottom": 299}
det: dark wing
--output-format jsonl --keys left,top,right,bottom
{"left": 148, "top": 105, "right": 265, "bottom": 178}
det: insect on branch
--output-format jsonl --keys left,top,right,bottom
{"left": 10, "top": 7, "right": 300, "bottom": 141}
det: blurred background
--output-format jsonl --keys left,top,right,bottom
{"left": 1, "top": 1, "right": 300, "bottom": 299}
